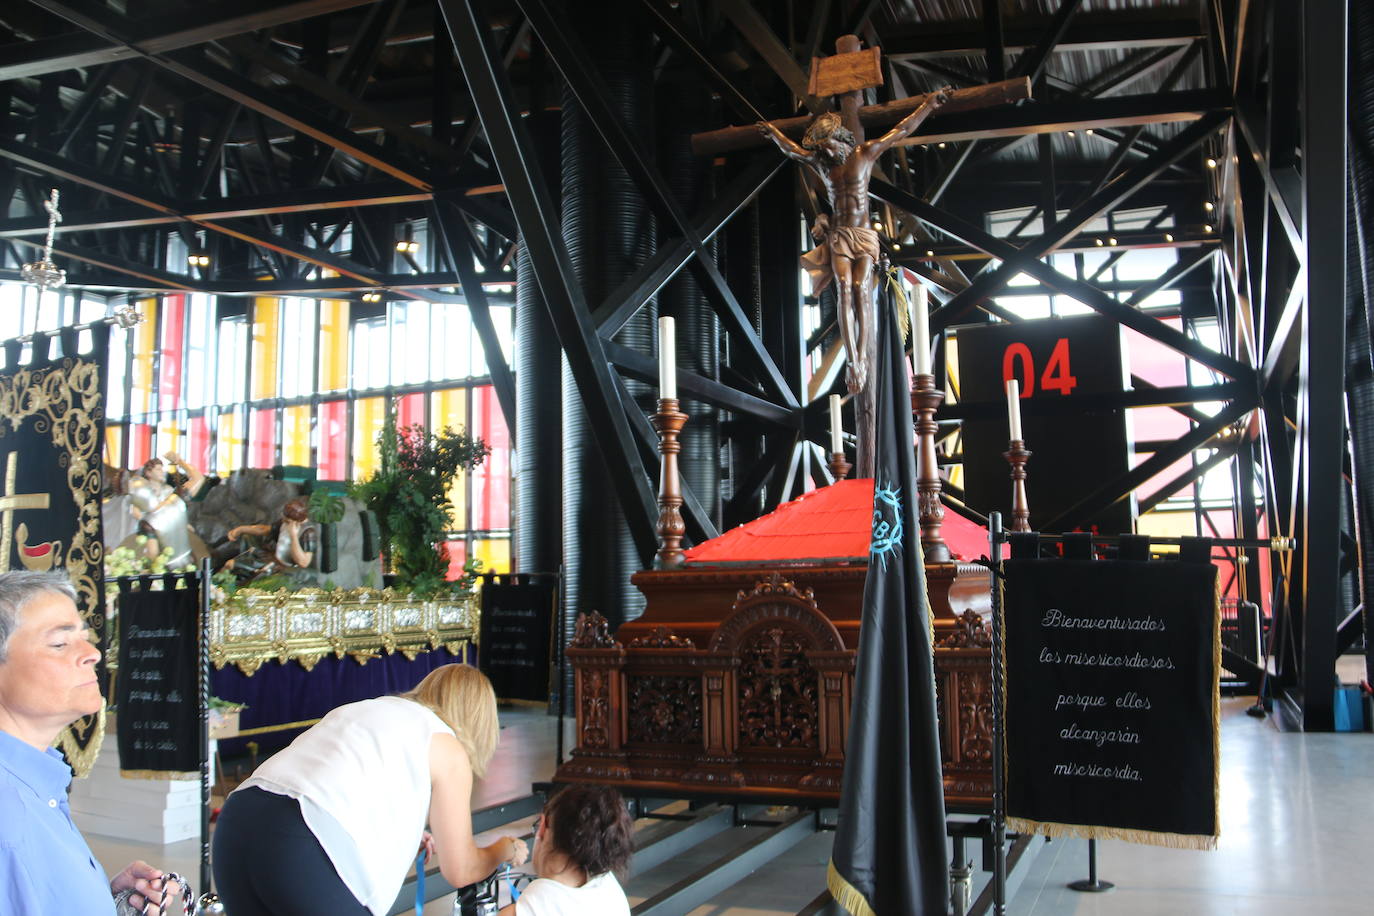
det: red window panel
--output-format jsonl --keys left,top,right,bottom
{"left": 471, "top": 385, "right": 510, "bottom": 531}
{"left": 250, "top": 408, "right": 276, "bottom": 469}
{"left": 189, "top": 415, "right": 211, "bottom": 471}
{"left": 158, "top": 294, "right": 185, "bottom": 409}
{"left": 444, "top": 539, "right": 469, "bottom": 580}
{"left": 317, "top": 401, "right": 347, "bottom": 481}
{"left": 128, "top": 424, "right": 153, "bottom": 469}
{"left": 396, "top": 392, "right": 425, "bottom": 430}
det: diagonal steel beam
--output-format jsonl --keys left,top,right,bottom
{"left": 437, "top": 0, "right": 659, "bottom": 559}
{"left": 872, "top": 176, "right": 1251, "bottom": 381}
{"left": 427, "top": 198, "right": 517, "bottom": 437}
{"left": 635, "top": 0, "right": 766, "bottom": 123}
{"left": 2, "top": 0, "right": 377, "bottom": 81}
{"left": 1042, "top": 398, "right": 1252, "bottom": 531}
{"left": 718, "top": 0, "right": 824, "bottom": 113}
{"left": 1011, "top": 0, "right": 1083, "bottom": 84}
{"left": 519, "top": 0, "right": 797, "bottom": 408}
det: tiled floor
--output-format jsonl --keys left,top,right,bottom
{"left": 84, "top": 695, "right": 1373, "bottom": 914}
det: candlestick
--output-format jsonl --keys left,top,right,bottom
{"left": 1005, "top": 378, "right": 1023, "bottom": 441}
{"left": 828, "top": 451, "right": 851, "bottom": 482}
{"left": 652, "top": 398, "right": 688, "bottom": 568}
{"left": 829, "top": 394, "right": 843, "bottom": 454}
{"left": 911, "top": 283, "right": 931, "bottom": 374}
{"left": 658, "top": 315, "right": 676, "bottom": 400}
{"left": 1004, "top": 440, "right": 1032, "bottom": 533}
{"left": 911, "top": 372, "right": 950, "bottom": 562}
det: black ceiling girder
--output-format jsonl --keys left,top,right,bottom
{"left": 602, "top": 339, "right": 796, "bottom": 429}
{"left": 520, "top": 0, "right": 798, "bottom": 410}
{"left": 426, "top": 197, "right": 517, "bottom": 437}
{"left": 1041, "top": 398, "right": 1252, "bottom": 533}
{"left": 591, "top": 156, "right": 783, "bottom": 335}
{"left": 50, "top": 61, "right": 117, "bottom": 156}
{"left": 722, "top": 428, "right": 798, "bottom": 525}
{"left": 1009, "top": 0, "right": 1084, "bottom": 85}
{"left": 635, "top": 0, "right": 766, "bottom": 124}
{"left": 1136, "top": 440, "right": 1238, "bottom": 515}
{"left": 872, "top": 176, "right": 1250, "bottom": 382}
{"left": 908, "top": 112, "right": 1231, "bottom": 335}
{"left": 436, "top": 0, "right": 660, "bottom": 560}
{"left": 5, "top": 0, "right": 377, "bottom": 81}
{"left": 717, "top": 0, "right": 823, "bottom": 114}
{"left": 982, "top": 0, "right": 1005, "bottom": 82}
{"left": 882, "top": 17, "right": 1203, "bottom": 60}
{"left": 10, "top": 233, "right": 195, "bottom": 289}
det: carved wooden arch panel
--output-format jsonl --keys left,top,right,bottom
{"left": 708, "top": 575, "right": 845, "bottom": 654}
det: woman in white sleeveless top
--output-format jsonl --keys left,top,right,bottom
{"left": 213, "top": 664, "right": 529, "bottom": 914}
{"left": 502, "top": 785, "right": 633, "bottom": 916}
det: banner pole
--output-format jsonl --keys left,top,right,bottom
{"left": 1068, "top": 837, "right": 1114, "bottom": 892}
{"left": 199, "top": 556, "right": 212, "bottom": 897}
{"left": 989, "top": 511, "right": 1007, "bottom": 916}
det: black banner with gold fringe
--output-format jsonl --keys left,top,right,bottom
{"left": 1002, "top": 538, "right": 1220, "bottom": 849}
{"left": 0, "top": 326, "right": 109, "bottom": 775}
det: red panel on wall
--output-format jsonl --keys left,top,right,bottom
{"left": 472, "top": 385, "right": 509, "bottom": 531}
{"left": 250, "top": 408, "right": 276, "bottom": 469}
{"left": 159, "top": 294, "right": 185, "bottom": 409}
{"left": 128, "top": 424, "right": 153, "bottom": 469}
{"left": 444, "top": 539, "right": 469, "bottom": 581}
{"left": 318, "top": 400, "right": 347, "bottom": 481}
{"left": 189, "top": 415, "right": 211, "bottom": 471}
{"left": 396, "top": 392, "right": 425, "bottom": 430}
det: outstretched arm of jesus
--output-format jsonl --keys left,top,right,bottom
{"left": 756, "top": 121, "right": 813, "bottom": 164}
{"left": 865, "top": 87, "right": 953, "bottom": 157}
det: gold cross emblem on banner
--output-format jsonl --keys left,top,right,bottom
{"left": 1, "top": 452, "right": 50, "bottom": 573}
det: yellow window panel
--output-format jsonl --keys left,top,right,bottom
{"left": 318, "top": 300, "right": 349, "bottom": 392}
{"left": 282, "top": 405, "right": 312, "bottom": 467}
{"left": 251, "top": 297, "right": 280, "bottom": 400}
{"left": 472, "top": 538, "right": 510, "bottom": 576}
{"left": 352, "top": 396, "right": 385, "bottom": 480}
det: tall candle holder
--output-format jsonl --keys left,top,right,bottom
{"left": 911, "top": 373, "right": 951, "bottom": 563}
{"left": 1003, "top": 440, "right": 1032, "bottom": 532}
{"left": 652, "top": 398, "right": 689, "bottom": 569}
{"left": 828, "top": 451, "right": 851, "bottom": 482}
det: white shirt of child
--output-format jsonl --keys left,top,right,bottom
{"left": 515, "top": 871, "right": 631, "bottom": 916}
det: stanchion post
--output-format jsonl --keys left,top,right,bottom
{"left": 989, "top": 512, "right": 1007, "bottom": 915}
{"left": 1068, "top": 837, "right": 1115, "bottom": 892}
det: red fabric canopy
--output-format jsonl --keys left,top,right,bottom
{"left": 685, "top": 478, "right": 989, "bottom": 565}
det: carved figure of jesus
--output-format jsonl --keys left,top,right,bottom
{"left": 756, "top": 88, "right": 951, "bottom": 394}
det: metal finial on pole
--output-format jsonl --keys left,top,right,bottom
{"left": 21, "top": 188, "right": 67, "bottom": 291}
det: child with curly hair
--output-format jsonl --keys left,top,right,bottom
{"left": 501, "top": 785, "right": 633, "bottom": 915}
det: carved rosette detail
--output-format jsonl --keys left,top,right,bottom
{"left": 939, "top": 609, "right": 993, "bottom": 648}
{"left": 738, "top": 626, "right": 819, "bottom": 750}
{"left": 580, "top": 669, "right": 611, "bottom": 749}
{"left": 628, "top": 626, "right": 695, "bottom": 649}
{"left": 570, "top": 611, "right": 619, "bottom": 649}
{"left": 627, "top": 676, "right": 702, "bottom": 744}
{"left": 918, "top": 489, "right": 944, "bottom": 520}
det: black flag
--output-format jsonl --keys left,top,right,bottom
{"left": 828, "top": 286, "right": 949, "bottom": 915}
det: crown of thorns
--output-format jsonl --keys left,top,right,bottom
{"left": 801, "top": 112, "right": 856, "bottom": 149}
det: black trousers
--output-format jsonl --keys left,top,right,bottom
{"left": 212, "top": 786, "right": 372, "bottom": 915}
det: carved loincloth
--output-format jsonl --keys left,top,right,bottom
{"left": 801, "top": 225, "right": 881, "bottom": 296}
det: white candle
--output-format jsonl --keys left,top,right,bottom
{"left": 911, "top": 283, "right": 931, "bottom": 374}
{"left": 658, "top": 316, "right": 676, "bottom": 400}
{"left": 829, "top": 394, "right": 843, "bottom": 453}
{"left": 1006, "top": 378, "right": 1023, "bottom": 441}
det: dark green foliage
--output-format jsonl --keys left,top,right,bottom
{"left": 350, "top": 417, "right": 489, "bottom": 597}
{"left": 307, "top": 488, "right": 346, "bottom": 524}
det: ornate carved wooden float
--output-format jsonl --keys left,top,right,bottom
{"left": 555, "top": 479, "right": 996, "bottom": 810}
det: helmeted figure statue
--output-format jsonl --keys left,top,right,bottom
{"left": 126, "top": 452, "right": 207, "bottom": 567}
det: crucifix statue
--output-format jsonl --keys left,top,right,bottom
{"left": 693, "top": 38, "right": 1030, "bottom": 478}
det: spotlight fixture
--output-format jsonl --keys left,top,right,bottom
{"left": 187, "top": 253, "right": 210, "bottom": 268}
{"left": 1206, "top": 157, "right": 1218, "bottom": 169}
{"left": 925, "top": 249, "right": 934, "bottom": 257}
{"left": 937, "top": 142, "right": 947, "bottom": 149}
{"left": 892, "top": 242, "right": 902, "bottom": 251}
{"left": 1085, "top": 128, "right": 1094, "bottom": 136}
{"left": 1067, "top": 130, "right": 1076, "bottom": 137}
{"left": 1203, "top": 224, "right": 1213, "bottom": 233}
{"left": 1164, "top": 233, "right": 1175, "bottom": 243}
{"left": 394, "top": 239, "right": 419, "bottom": 254}
{"left": 872, "top": 220, "right": 884, "bottom": 232}
{"left": 1094, "top": 238, "right": 1104, "bottom": 246}
{"left": 362, "top": 290, "right": 382, "bottom": 303}
{"left": 1108, "top": 237, "right": 1118, "bottom": 246}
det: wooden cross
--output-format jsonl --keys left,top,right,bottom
{"left": 0, "top": 452, "right": 50, "bottom": 573}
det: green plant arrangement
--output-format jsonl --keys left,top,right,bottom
{"left": 349, "top": 416, "right": 489, "bottom": 597}
{"left": 307, "top": 488, "right": 346, "bottom": 524}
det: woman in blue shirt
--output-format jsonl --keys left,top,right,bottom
{"left": 0, "top": 570, "right": 180, "bottom": 914}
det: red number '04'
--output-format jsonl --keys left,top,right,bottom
{"left": 1000, "top": 338, "right": 1077, "bottom": 397}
